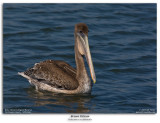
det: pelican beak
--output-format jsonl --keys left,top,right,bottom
{"left": 77, "top": 32, "right": 96, "bottom": 83}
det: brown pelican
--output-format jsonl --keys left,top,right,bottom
{"left": 18, "top": 23, "right": 96, "bottom": 94}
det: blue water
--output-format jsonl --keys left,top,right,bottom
{"left": 3, "top": 3, "right": 157, "bottom": 113}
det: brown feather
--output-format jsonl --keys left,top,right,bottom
{"left": 24, "top": 60, "right": 79, "bottom": 90}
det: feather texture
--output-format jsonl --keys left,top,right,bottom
{"left": 23, "top": 60, "right": 79, "bottom": 90}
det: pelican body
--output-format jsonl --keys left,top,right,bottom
{"left": 18, "top": 23, "right": 96, "bottom": 94}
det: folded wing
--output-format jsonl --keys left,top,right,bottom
{"left": 23, "top": 60, "right": 79, "bottom": 90}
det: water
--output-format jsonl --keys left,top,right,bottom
{"left": 3, "top": 3, "right": 157, "bottom": 113}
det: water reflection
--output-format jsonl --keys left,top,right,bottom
{"left": 26, "top": 87, "right": 95, "bottom": 113}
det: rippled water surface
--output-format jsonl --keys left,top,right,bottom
{"left": 3, "top": 4, "right": 157, "bottom": 113}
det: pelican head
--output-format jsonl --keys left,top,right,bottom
{"left": 74, "top": 23, "right": 96, "bottom": 83}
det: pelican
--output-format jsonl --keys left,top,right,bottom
{"left": 18, "top": 23, "right": 96, "bottom": 94}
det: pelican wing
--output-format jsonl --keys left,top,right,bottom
{"left": 23, "top": 60, "right": 78, "bottom": 90}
